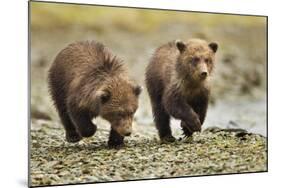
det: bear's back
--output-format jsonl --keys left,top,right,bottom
{"left": 145, "top": 41, "right": 180, "bottom": 92}
{"left": 48, "top": 41, "right": 125, "bottom": 97}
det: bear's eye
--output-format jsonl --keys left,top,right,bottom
{"left": 110, "top": 112, "right": 124, "bottom": 119}
{"left": 191, "top": 57, "right": 200, "bottom": 64}
{"left": 124, "top": 111, "right": 134, "bottom": 117}
{"left": 205, "top": 58, "right": 211, "bottom": 63}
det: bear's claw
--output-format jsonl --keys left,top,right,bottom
{"left": 160, "top": 135, "right": 176, "bottom": 143}
{"left": 108, "top": 141, "right": 125, "bottom": 149}
{"left": 66, "top": 132, "right": 82, "bottom": 143}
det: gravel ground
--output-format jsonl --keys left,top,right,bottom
{"left": 30, "top": 119, "right": 267, "bottom": 187}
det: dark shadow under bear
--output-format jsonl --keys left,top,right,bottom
{"left": 145, "top": 39, "right": 218, "bottom": 142}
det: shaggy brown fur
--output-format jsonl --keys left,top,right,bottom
{"left": 145, "top": 38, "right": 218, "bottom": 142}
{"left": 48, "top": 41, "right": 141, "bottom": 148}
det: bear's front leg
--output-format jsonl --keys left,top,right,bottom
{"left": 163, "top": 90, "right": 201, "bottom": 134}
{"left": 191, "top": 94, "right": 209, "bottom": 125}
{"left": 108, "top": 128, "right": 124, "bottom": 149}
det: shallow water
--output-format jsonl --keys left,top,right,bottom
{"left": 170, "top": 98, "right": 267, "bottom": 137}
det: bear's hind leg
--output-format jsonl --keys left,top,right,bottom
{"left": 152, "top": 102, "right": 175, "bottom": 143}
{"left": 50, "top": 83, "right": 82, "bottom": 143}
{"left": 58, "top": 111, "right": 82, "bottom": 143}
{"left": 68, "top": 108, "right": 97, "bottom": 138}
{"left": 53, "top": 98, "right": 82, "bottom": 143}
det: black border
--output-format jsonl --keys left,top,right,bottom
{"left": 28, "top": 0, "right": 268, "bottom": 187}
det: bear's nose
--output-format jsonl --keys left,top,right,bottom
{"left": 200, "top": 72, "right": 208, "bottom": 78}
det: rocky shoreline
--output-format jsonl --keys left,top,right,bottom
{"left": 30, "top": 119, "right": 267, "bottom": 187}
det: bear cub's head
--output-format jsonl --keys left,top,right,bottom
{"left": 93, "top": 80, "right": 142, "bottom": 137}
{"left": 175, "top": 38, "right": 218, "bottom": 85}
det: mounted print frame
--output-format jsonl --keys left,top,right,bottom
{"left": 29, "top": 0, "right": 268, "bottom": 187}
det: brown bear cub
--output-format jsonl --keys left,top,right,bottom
{"left": 48, "top": 41, "right": 141, "bottom": 148}
{"left": 145, "top": 39, "right": 218, "bottom": 142}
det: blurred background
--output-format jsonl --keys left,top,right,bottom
{"left": 30, "top": 2, "right": 267, "bottom": 136}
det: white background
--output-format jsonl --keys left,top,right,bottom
{"left": 0, "top": 0, "right": 279, "bottom": 187}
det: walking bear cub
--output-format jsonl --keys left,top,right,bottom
{"left": 145, "top": 39, "right": 218, "bottom": 142}
{"left": 48, "top": 41, "right": 141, "bottom": 148}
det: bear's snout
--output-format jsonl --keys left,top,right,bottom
{"left": 118, "top": 126, "right": 132, "bottom": 137}
{"left": 112, "top": 118, "right": 133, "bottom": 137}
{"left": 197, "top": 63, "right": 209, "bottom": 80}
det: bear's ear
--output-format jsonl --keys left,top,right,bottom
{"left": 176, "top": 40, "right": 186, "bottom": 53}
{"left": 209, "top": 42, "right": 218, "bottom": 53}
{"left": 133, "top": 85, "right": 142, "bottom": 96}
